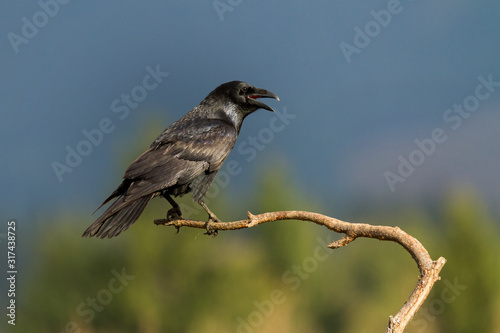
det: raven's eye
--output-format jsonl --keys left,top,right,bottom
{"left": 240, "top": 87, "right": 248, "bottom": 94}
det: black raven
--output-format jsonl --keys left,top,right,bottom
{"left": 83, "top": 81, "right": 279, "bottom": 238}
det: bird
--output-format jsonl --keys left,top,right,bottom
{"left": 82, "top": 81, "right": 279, "bottom": 238}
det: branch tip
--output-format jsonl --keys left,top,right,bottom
{"left": 154, "top": 219, "right": 165, "bottom": 226}
{"left": 328, "top": 234, "right": 356, "bottom": 249}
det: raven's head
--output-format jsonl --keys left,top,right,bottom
{"left": 205, "top": 80, "right": 279, "bottom": 116}
{"left": 229, "top": 81, "right": 279, "bottom": 112}
{"left": 201, "top": 81, "right": 279, "bottom": 130}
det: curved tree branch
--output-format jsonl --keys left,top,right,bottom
{"left": 154, "top": 211, "right": 446, "bottom": 333}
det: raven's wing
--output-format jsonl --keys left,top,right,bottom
{"left": 84, "top": 118, "right": 236, "bottom": 238}
{"left": 91, "top": 118, "right": 237, "bottom": 223}
{"left": 121, "top": 118, "right": 237, "bottom": 198}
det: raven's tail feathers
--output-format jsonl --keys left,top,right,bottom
{"left": 83, "top": 194, "right": 152, "bottom": 238}
{"left": 91, "top": 179, "right": 132, "bottom": 215}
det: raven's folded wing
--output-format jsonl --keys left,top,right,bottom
{"left": 121, "top": 118, "right": 237, "bottom": 197}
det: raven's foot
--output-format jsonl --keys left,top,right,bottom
{"left": 166, "top": 207, "right": 183, "bottom": 234}
{"left": 166, "top": 206, "right": 183, "bottom": 221}
{"left": 198, "top": 200, "right": 221, "bottom": 237}
{"left": 204, "top": 217, "right": 220, "bottom": 237}
{"left": 163, "top": 193, "right": 183, "bottom": 222}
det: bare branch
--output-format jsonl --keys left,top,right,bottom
{"left": 155, "top": 210, "right": 446, "bottom": 333}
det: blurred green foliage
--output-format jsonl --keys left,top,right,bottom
{"left": 13, "top": 124, "right": 500, "bottom": 333}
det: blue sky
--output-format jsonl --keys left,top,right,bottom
{"left": 1, "top": 1, "right": 500, "bottom": 225}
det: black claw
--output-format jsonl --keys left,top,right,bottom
{"left": 204, "top": 229, "right": 218, "bottom": 237}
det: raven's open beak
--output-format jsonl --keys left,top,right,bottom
{"left": 248, "top": 88, "right": 280, "bottom": 112}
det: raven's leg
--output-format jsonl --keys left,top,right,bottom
{"left": 199, "top": 200, "right": 220, "bottom": 236}
{"left": 162, "top": 193, "right": 183, "bottom": 221}
{"left": 199, "top": 200, "right": 220, "bottom": 221}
